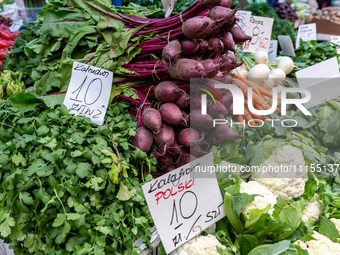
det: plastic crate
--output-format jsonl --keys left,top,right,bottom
{"left": 25, "top": 7, "right": 44, "bottom": 22}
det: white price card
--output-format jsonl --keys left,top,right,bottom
{"left": 142, "top": 153, "right": 226, "bottom": 254}
{"left": 243, "top": 16, "right": 274, "bottom": 53}
{"left": 268, "top": 40, "right": 278, "bottom": 61}
{"left": 63, "top": 61, "right": 113, "bottom": 126}
{"left": 330, "top": 36, "right": 340, "bottom": 54}
{"left": 278, "top": 35, "right": 296, "bottom": 57}
{"left": 235, "top": 11, "right": 251, "bottom": 32}
{"left": 162, "top": 0, "right": 177, "bottom": 18}
{"left": 296, "top": 23, "right": 316, "bottom": 49}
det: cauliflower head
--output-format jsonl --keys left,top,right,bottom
{"left": 330, "top": 218, "right": 340, "bottom": 233}
{"left": 302, "top": 194, "right": 324, "bottom": 222}
{"left": 295, "top": 231, "right": 340, "bottom": 255}
{"left": 170, "top": 234, "right": 226, "bottom": 255}
{"left": 253, "top": 145, "right": 308, "bottom": 200}
{"left": 239, "top": 181, "right": 277, "bottom": 216}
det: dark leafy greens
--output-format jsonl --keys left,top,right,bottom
{"left": 0, "top": 93, "right": 157, "bottom": 255}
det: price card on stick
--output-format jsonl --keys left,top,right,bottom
{"left": 296, "top": 23, "right": 316, "bottom": 48}
{"left": 268, "top": 40, "right": 278, "bottom": 61}
{"left": 278, "top": 35, "right": 296, "bottom": 57}
{"left": 330, "top": 36, "right": 340, "bottom": 54}
{"left": 243, "top": 16, "right": 274, "bottom": 53}
{"left": 63, "top": 61, "right": 113, "bottom": 126}
{"left": 142, "top": 153, "right": 226, "bottom": 254}
{"left": 235, "top": 11, "right": 251, "bottom": 32}
{"left": 161, "top": 0, "right": 177, "bottom": 18}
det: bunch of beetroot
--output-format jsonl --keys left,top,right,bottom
{"left": 130, "top": 0, "right": 250, "bottom": 176}
{"left": 132, "top": 79, "right": 242, "bottom": 178}
{"left": 163, "top": 3, "right": 251, "bottom": 82}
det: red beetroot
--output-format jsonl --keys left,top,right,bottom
{"left": 181, "top": 39, "right": 199, "bottom": 55}
{"left": 201, "top": 0, "right": 220, "bottom": 4}
{"left": 190, "top": 109, "right": 214, "bottom": 129}
{"left": 222, "top": 92, "right": 233, "bottom": 109}
{"left": 178, "top": 128, "right": 200, "bottom": 148}
{"left": 175, "top": 92, "right": 190, "bottom": 109}
{"left": 168, "top": 58, "right": 206, "bottom": 81}
{"left": 217, "top": 0, "right": 232, "bottom": 8}
{"left": 160, "top": 103, "right": 187, "bottom": 126}
{"left": 231, "top": 25, "right": 252, "bottom": 44}
{"left": 162, "top": 40, "right": 181, "bottom": 63}
{"left": 142, "top": 108, "right": 162, "bottom": 134}
{"left": 168, "top": 140, "right": 184, "bottom": 156}
{"left": 220, "top": 32, "right": 236, "bottom": 52}
{"left": 182, "top": 16, "right": 216, "bottom": 39}
{"left": 211, "top": 71, "right": 225, "bottom": 79}
{"left": 155, "top": 81, "right": 181, "bottom": 102}
{"left": 208, "top": 26, "right": 222, "bottom": 37}
{"left": 158, "top": 154, "right": 173, "bottom": 169}
{"left": 131, "top": 127, "right": 154, "bottom": 152}
{"left": 207, "top": 37, "right": 225, "bottom": 55}
{"left": 201, "top": 59, "right": 220, "bottom": 78}
{"left": 209, "top": 7, "right": 238, "bottom": 23}
{"left": 165, "top": 165, "right": 177, "bottom": 173}
{"left": 176, "top": 154, "right": 197, "bottom": 167}
{"left": 154, "top": 123, "right": 175, "bottom": 147}
{"left": 207, "top": 102, "right": 228, "bottom": 117}
{"left": 213, "top": 124, "right": 242, "bottom": 140}
{"left": 197, "top": 39, "right": 209, "bottom": 55}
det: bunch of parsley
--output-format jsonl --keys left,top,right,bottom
{"left": 0, "top": 93, "right": 156, "bottom": 255}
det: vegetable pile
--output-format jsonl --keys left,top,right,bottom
{"left": 0, "top": 24, "right": 17, "bottom": 67}
{"left": 273, "top": 1, "right": 298, "bottom": 23}
{"left": 0, "top": 93, "right": 156, "bottom": 254}
{"left": 313, "top": 7, "right": 340, "bottom": 24}
{"left": 128, "top": 0, "right": 254, "bottom": 173}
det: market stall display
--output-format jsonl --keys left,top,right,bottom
{"left": 0, "top": 0, "right": 339, "bottom": 254}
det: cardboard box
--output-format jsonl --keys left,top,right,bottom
{"left": 309, "top": 18, "right": 340, "bottom": 36}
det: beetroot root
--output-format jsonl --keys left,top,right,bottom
{"left": 168, "top": 58, "right": 206, "bottom": 81}
{"left": 132, "top": 127, "right": 154, "bottom": 152}
{"left": 142, "top": 108, "right": 162, "bottom": 134}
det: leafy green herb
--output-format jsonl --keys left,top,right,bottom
{"left": 0, "top": 93, "right": 157, "bottom": 254}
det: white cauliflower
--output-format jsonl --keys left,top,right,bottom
{"left": 239, "top": 181, "right": 277, "bottom": 216}
{"left": 302, "top": 194, "right": 324, "bottom": 222}
{"left": 330, "top": 218, "right": 340, "bottom": 233}
{"left": 170, "top": 234, "right": 226, "bottom": 255}
{"left": 253, "top": 145, "right": 308, "bottom": 200}
{"left": 295, "top": 231, "right": 340, "bottom": 255}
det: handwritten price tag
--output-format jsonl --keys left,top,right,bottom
{"left": 235, "top": 10, "right": 251, "bottom": 32}
{"left": 296, "top": 23, "right": 316, "bottom": 48}
{"left": 142, "top": 153, "right": 225, "bottom": 254}
{"left": 243, "top": 16, "right": 274, "bottom": 53}
{"left": 330, "top": 36, "right": 340, "bottom": 54}
{"left": 63, "top": 61, "right": 113, "bottom": 126}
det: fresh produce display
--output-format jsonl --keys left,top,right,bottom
{"left": 273, "top": 1, "right": 298, "bottom": 22}
{"left": 0, "top": 93, "right": 156, "bottom": 254}
{"left": 313, "top": 7, "right": 340, "bottom": 24}
{"left": 0, "top": 0, "right": 340, "bottom": 254}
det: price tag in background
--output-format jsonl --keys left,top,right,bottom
{"left": 296, "top": 23, "right": 316, "bottom": 48}
{"left": 235, "top": 11, "right": 251, "bottom": 32}
{"left": 330, "top": 36, "right": 340, "bottom": 54}
{"left": 243, "top": 16, "right": 274, "bottom": 53}
{"left": 268, "top": 40, "right": 278, "bottom": 61}
{"left": 162, "top": 0, "right": 177, "bottom": 18}
{"left": 63, "top": 61, "right": 113, "bottom": 126}
{"left": 142, "top": 153, "right": 226, "bottom": 254}
{"left": 278, "top": 35, "right": 296, "bottom": 57}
